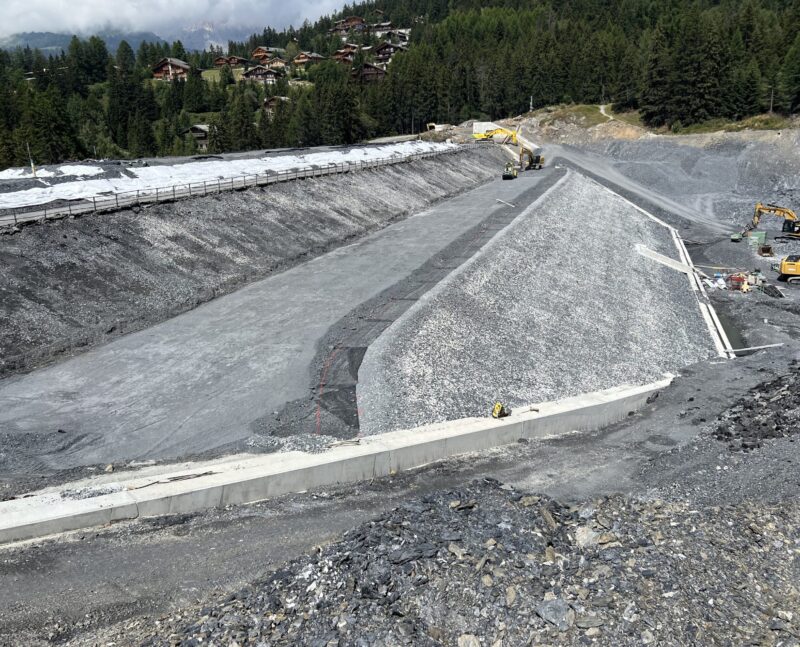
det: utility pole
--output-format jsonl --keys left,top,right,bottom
{"left": 769, "top": 85, "right": 775, "bottom": 114}
{"left": 26, "top": 142, "right": 36, "bottom": 178}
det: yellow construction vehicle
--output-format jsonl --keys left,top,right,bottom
{"left": 474, "top": 127, "right": 545, "bottom": 170}
{"left": 502, "top": 161, "right": 518, "bottom": 180}
{"left": 520, "top": 147, "right": 545, "bottom": 170}
{"left": 734, "top": 202, "right": 800, "bottom": 241}
{"left": 473, "top": 127, "right": 520, "bottom": 145}
{"left": 777, "top": 254, "right": 800, "bottom": 283}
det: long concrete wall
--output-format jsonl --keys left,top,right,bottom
{"left": 0, "top": 376, "right": 671, "bottom": 544}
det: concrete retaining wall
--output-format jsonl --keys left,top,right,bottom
{"left": 0, "top": 376, "right": 672, "bottom": 545}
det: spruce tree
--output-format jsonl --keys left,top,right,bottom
{"left": 640, "top": 26, "right": 673, "bottom": 127}
{"left": 781, "top": 33, "right": 800, "bottom": 113}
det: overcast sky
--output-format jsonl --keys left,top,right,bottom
{"left": 0, "top": 0, "right": 343, "bottom": 38}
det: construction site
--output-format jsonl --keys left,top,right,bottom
{"left": 1, "top": 111, "right": 799, "bottom": 646}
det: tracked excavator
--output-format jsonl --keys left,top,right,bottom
{"left": 473, "top": 126, "right": 545, "bottom": 174}
{"left": 777, "top": 255, "right": 800, "bottom": 283}
{"left": 733, "top": 202, "right": 800, "bottom": 283}
{"left": 733, "top": 203, "right": 800, "bottom": 241}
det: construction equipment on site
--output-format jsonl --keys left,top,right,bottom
{"left": 491, "top": 402, "right": 511, "bottom": 419}
{"left": 777, "top": 254, "right": 800, "bottom": 283}
{"left": 474, "top": 127, "right": 544, "bottom": 170}
{"left": 520, "top": 147, "right": 545, "bottom": 170}
{"left": 473, "top": 127, "right": 520, "bottom": 145}
{"left": 502, "top": 161, "right": 518, "bottom": 180}
{"left": 733, "top": 202, "right": 800, "bottom": 241}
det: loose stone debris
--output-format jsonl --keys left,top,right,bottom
{"left": 713, "top": 360, "right": 800, "bottom": 451}
{"left": 137, "top": 479, "right": 800, "bottom": 646}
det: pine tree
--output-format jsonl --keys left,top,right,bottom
{"left": 267, "top": 99, "right": 291, "bottom": 147}
{"left": 226, "top": 86, "right": 258, "bottom": 150}
{"left": 183, "top": 68, "right": 207, "bottom": 113}
{"left": 288, "top": 92, "right": 319, "bottom": 147}
{"left": 257, "top": 109, "right": 271, "bottom": 147}
{"left": 781, "top": 33, "right": 800, "bottom": 113}
{"left": 207, "top": 114, "right": 230, "bottom": 153}
{"left": 219, "top": 65, "right": 235, "bottom": 86}
{"left": 116, "top": 41, "right": 136, "bottom": 75}
{"left": 640, "top": 26, "right": 673, "bottom": 127}
{"left": 127, "top": 111, "right": 156, "bottom": 157}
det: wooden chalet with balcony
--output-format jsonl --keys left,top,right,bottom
{"left": 293, "top": 52, "right": 327, "bottom": 68}
{"left": 352, "top": 62, "right": 386, "bottom": 83}
{"left": 242, "top": 65, "right": 284, "bottom": 85}
{"left": 251, "top": 46, "right": 285, "bottom": 64}
{"left": 213, "top": 55, "right": 248, "bottom": 68}
{"left": 152, "top": 57, "right": 190, "bottom": 81}
{"left": 373, "top": 41, "right": 407, "bottom": 66}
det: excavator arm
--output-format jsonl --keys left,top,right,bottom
{"left": 472, "top": 127, "right": 519, "bottom": 145}
{"left": 736, "top": 202, "right": 800, "bottom": 241}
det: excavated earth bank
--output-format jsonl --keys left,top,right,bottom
{"left": 0, "top": 147, "right": 504, "bottom": 376}
{"left": 358, "top": 172, "right": 716, "bottom": 435}
{"left": 584, "top": 130, "right": 800, "bottom": 226}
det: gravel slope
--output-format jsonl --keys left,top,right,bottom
{"left": 358, "top": 171, "right": 716, "bottom": 435}
{"left": 585, "top": 131, "right": 800, "bottom": 227}
{"left": 0, "top": 147, "right": 503, "bottom": 377}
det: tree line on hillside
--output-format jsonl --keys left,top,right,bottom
{"left": 1, "top": 0, "right": 799, "bottom": 170}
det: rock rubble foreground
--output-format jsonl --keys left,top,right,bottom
{"left": 141, "top": 479, "right": 799, "bottom": 646}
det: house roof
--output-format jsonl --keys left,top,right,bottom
{"left": 353, "top": 62, "right": 386, "bottom": 78}
{"left": 154, "top": 57, "right": 190, "bottom": 70}
{"left": 243, "top": 65, "right": 283, "bottom": 77}
{"left": 374, "top": 41, "right": 406, "bottom": 53}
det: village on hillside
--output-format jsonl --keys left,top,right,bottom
{"left": 148, "top": 15, "right": 411, "bottom": 151}
{"left": 152, "top": 16, "right": 409, "bottom": 85}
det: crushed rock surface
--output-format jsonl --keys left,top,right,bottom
{"left": 712, "top": 360, "right": 800, "bottom": 451}
{"left": 358, "top": 171, "right": 715, "bottom": 434}
{"left": 582, "top": 130, "right": 800, "bottom": 227}
{"left": 0, "top": 148, "right": 503, "bottom": 377}
{"left": 125, "top": 479, "right": 799, "bottom": 647}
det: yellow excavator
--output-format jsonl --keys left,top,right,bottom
{"left": 473, "top": 127, "right": 520, "bottom": 145}
{"left": 777, "top": 255, "right": 800, "bottom": 283}
{"left": 521, "top": 147, "right": 545, "bottom": 170}
{"left": 473, "top": 127, "right": 545, "bottom": 170}
{"left": 734, "top": 203, "right": 800, "bottom": 241}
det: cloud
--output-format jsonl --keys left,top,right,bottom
{"left": 0, "top": 0, "right": 343, "bottom": 38}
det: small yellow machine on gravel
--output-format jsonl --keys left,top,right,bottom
{"left": 502, "top": 162, "right": 518, "bottom": 180}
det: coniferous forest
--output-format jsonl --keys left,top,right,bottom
{"left": 0, "top": 0, "right": 799, "bottom": 170}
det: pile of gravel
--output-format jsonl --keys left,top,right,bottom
{"left": 138, "top": 479, "right": 800, "bottom": 646}
{"left": 713, "top": 361, "right": 800, "bottom": 451}
{"left": 358, "top": 171, "right": 715, "bottom": 435}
